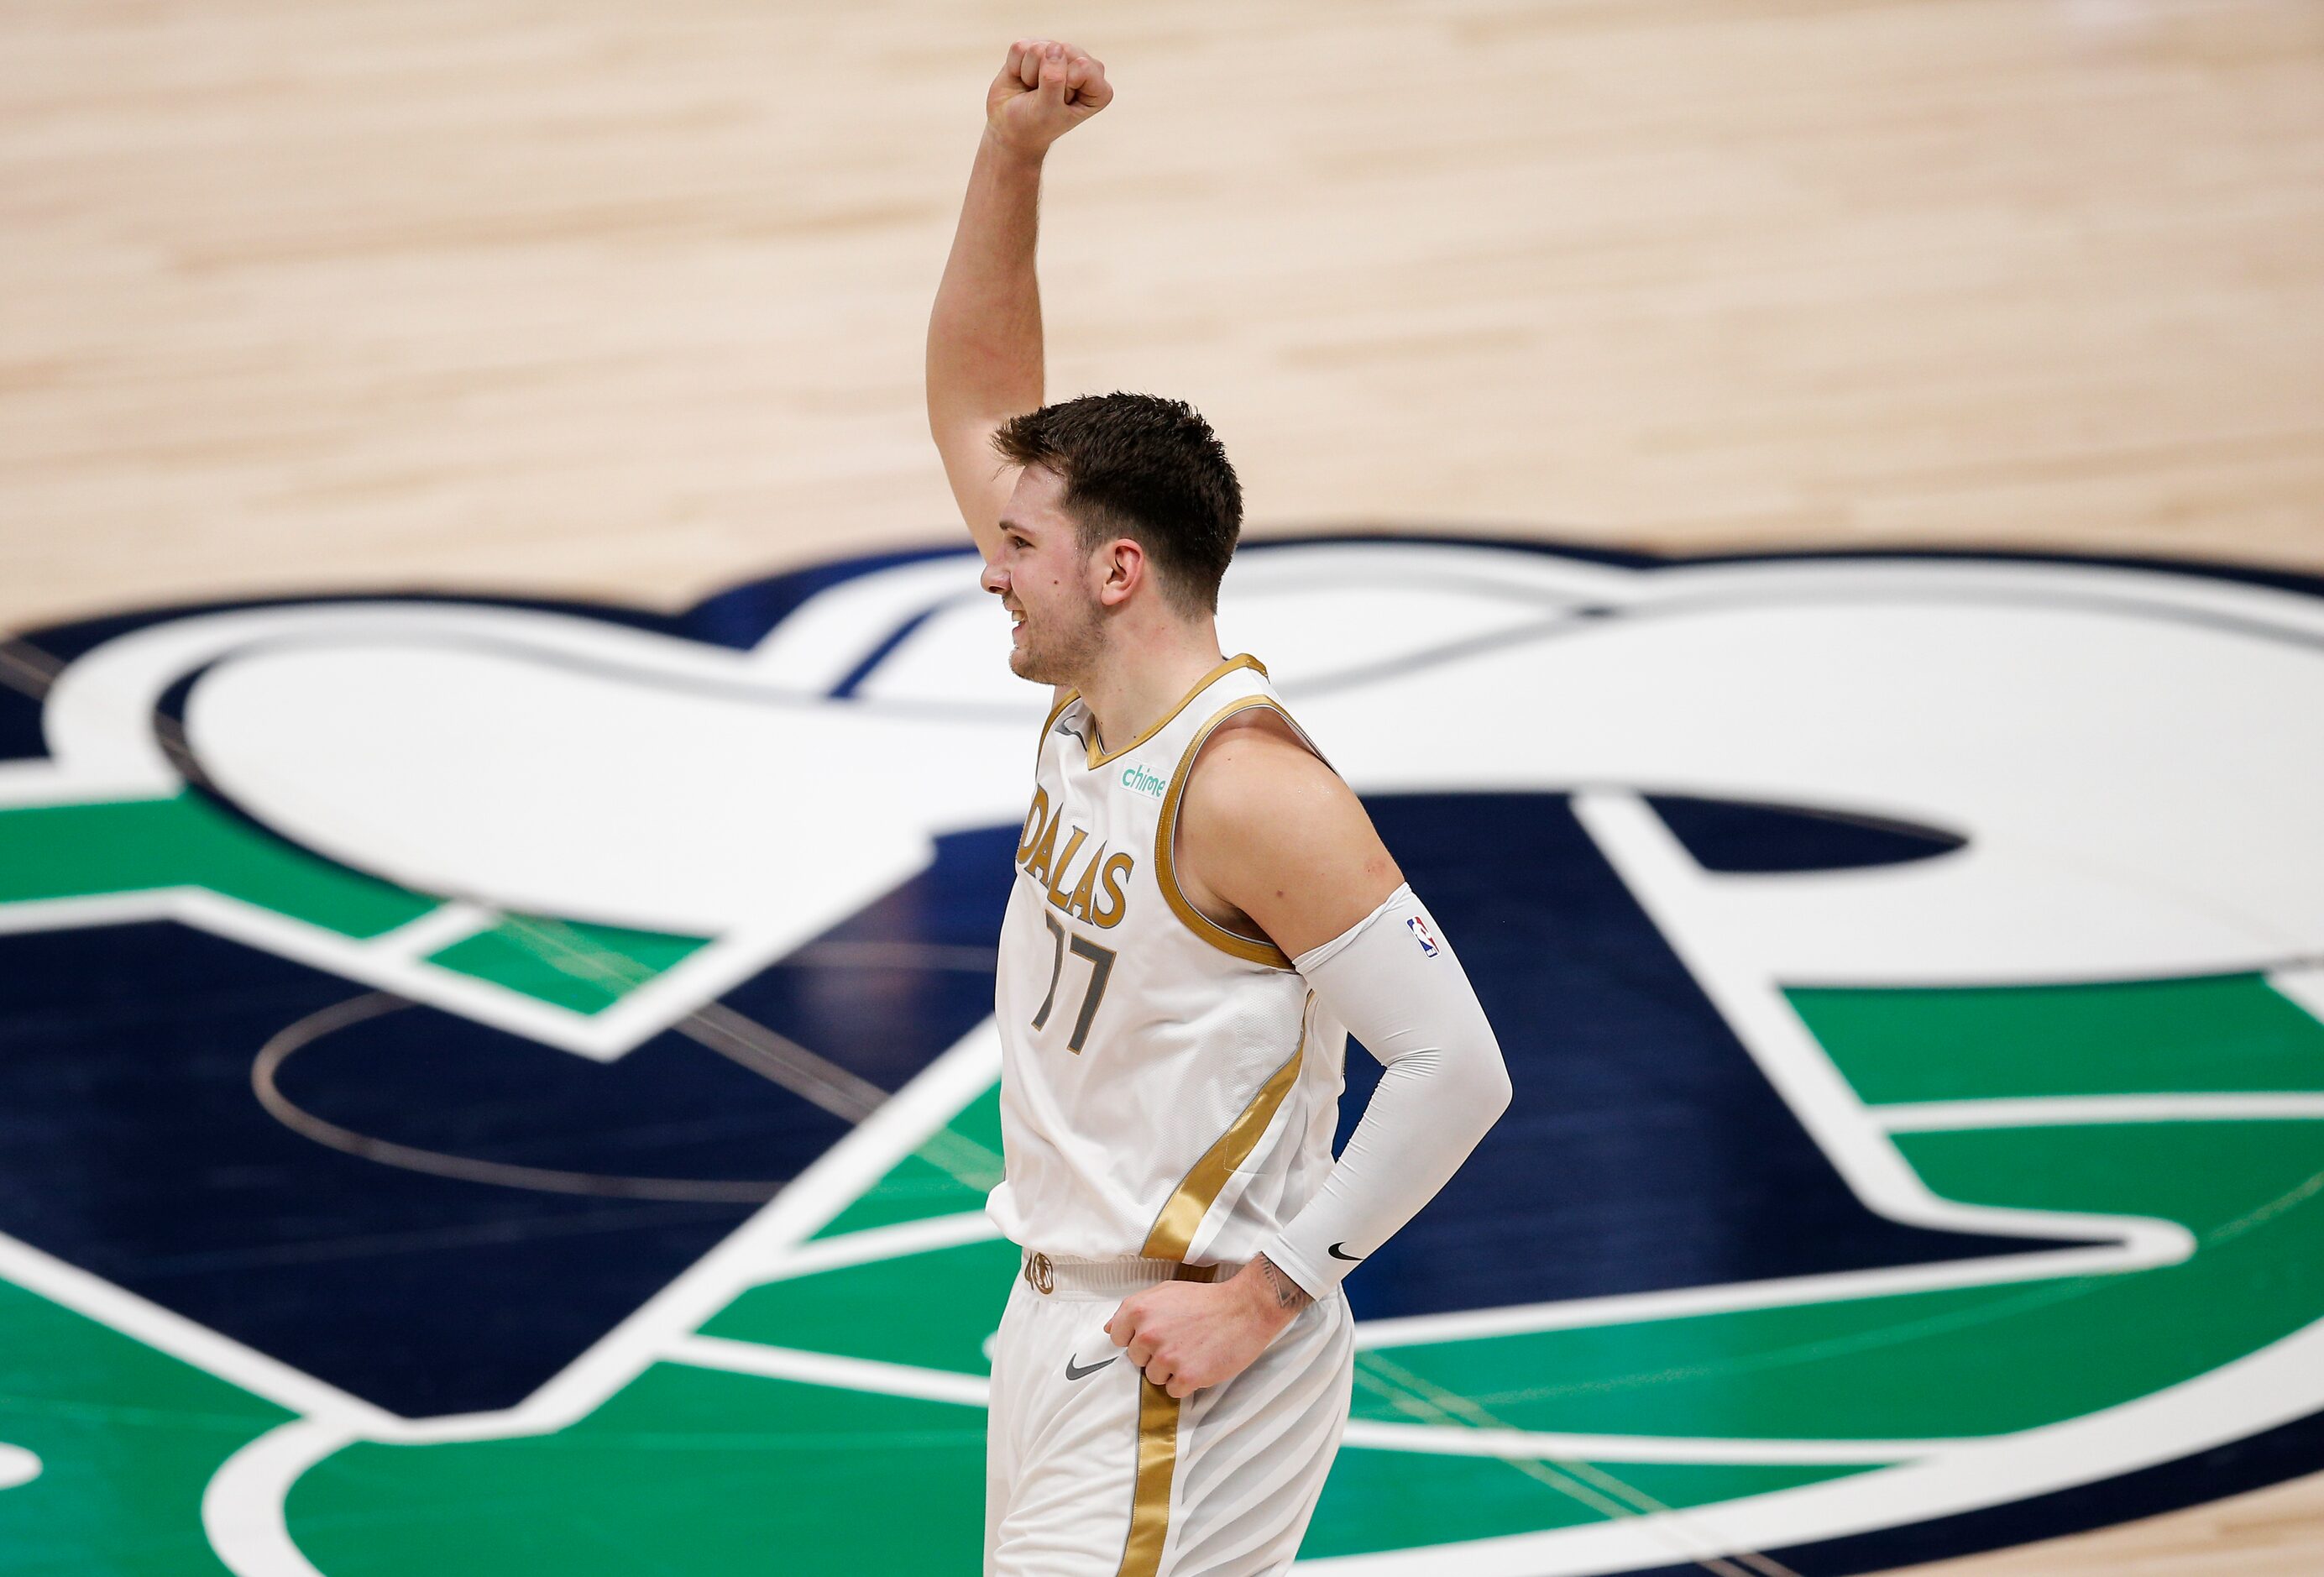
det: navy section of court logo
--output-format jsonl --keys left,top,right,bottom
{"left": 0, "top": 532, "right": 2320, "bottom": 1575}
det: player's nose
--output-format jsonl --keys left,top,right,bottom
{"left": 980, "top": 558, "right": 1009, "bottom": 595}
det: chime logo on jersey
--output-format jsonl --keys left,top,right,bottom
{"left": 0, "top": 533, "right": 2318, "bottom": 1577}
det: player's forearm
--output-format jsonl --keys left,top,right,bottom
{"left": 1264, "top": 1045, "right": 1510, "bottom": 1300}
{"left": 1256, "top": 884, "right": 1514, "bottom": 1301}
{"left": 927, "top": 129, "right": 1046, "bottom": 436}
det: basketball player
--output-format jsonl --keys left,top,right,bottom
{"left": 928, "top": 39, "right": 1515, "bottom": 1576}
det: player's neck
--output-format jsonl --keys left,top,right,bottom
{"left": 1076, "top": 616, "right": 1227, "bottom": 759}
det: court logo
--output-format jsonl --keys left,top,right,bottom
{"left": 0, "top": 534, "right": 2319, "bottom": 1576}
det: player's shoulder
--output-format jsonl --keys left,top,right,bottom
{"left": 1179, "top": 705, "right": 1402, "bottom": 934}
{"left": 1181, "top": 707, "right": 1363, "bottom": 847}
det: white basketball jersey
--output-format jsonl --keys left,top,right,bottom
{"left": 983, "top": 653, "right": 1351, "bottom": 1266}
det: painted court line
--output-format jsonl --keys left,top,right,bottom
{"left": 361, "top": 1014, "right": 1004, "bottom": 1445}
{"left": 0, "top": 1232, "right": 394, "bottom": 1436}
{"left": 1304, "top": 1318, "right": 2324, "bottom": 1577}
{"left": 203, "top": 1419, "right": 348, "bottom": 1577}
{"left": 746, "top": 1208, "right": 1002, "bottom": 1282}
{"left": 1349, "top": 1350, "right": 1801, "bottom": 1577}
{"left": 0, "top": 1443, "right": 42, "bottom": 1490}
{"left": 1876, "top": 1094, "right": 2324, "bottom": 1130}
{"left": 362, "top": 899, "right": 498, "bottom": 962}
{"left": 1573, "top": 791, "right": 2196, "bottom": 1255}
{"left": 1352, "top": 1240, "right": 2182, "bottom": 1349}
{"left": 1353, "top": 788, "right": 2195, "bottom": 1355}
{"left": 663, "top": 1333, "right": 1936, "bottom": 1468}
{"left": 2269, "top": 961, "right": 2324, "bottom": 1023}
{"left": 669, "top": 1334, "right": 991, "bottom": 1409}
{"left": 197, "top": 1021, "right": 1005, "bottom": 1574}
{"left": 1338, "top": 1422, "right": 1925, "bottom": 1467}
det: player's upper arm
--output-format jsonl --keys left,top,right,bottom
{"left": 930, "top": 414, "right": 1021, "bottom": 563}
{"left": 1177, "top": 716, "right": 1402, "bottom": 961}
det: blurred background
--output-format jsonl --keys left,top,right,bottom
{"left": 7, "top": 0, "right": 2319, "bottom": 636}
{"left": 3, "top": 3, "right": 2321, "bottom": 1575}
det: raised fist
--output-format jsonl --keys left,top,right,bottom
{"left": 987, "top": 38, "right": 1112, "bottom": 157}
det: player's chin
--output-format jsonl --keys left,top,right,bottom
{"left": 1008, "top": 642, "right": 1055, "bottom": 684}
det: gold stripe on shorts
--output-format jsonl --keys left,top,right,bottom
{"left": 1117, "top": 1375, "right": 1182, "bottom": 1577}
{"left": 1141, "top": 991, "right": 1315, "bottom": 1260}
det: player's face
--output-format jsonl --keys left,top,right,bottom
{"left": 983, "top": 465, "right": 1103, "bottom": 685}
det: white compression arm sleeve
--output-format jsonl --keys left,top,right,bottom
{"left": 1254, "top": 882, "right": 1513, "bottom": 1300}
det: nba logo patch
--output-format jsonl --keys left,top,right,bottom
{"left": 1405, "top": 914, "right": 1439, "bottom": 956}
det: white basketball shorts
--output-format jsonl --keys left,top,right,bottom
{"left": 985, "top": 1250, "right": 1357, "bottom": 1576}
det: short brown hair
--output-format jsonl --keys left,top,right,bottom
{"left": 992, "top": 392, "right": 1242, "bottom": 615}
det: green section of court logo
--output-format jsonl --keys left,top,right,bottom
{"left": 0, "top": 790, "right": 709, "bottom": 1016}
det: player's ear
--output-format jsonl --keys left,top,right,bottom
{"left": 1099, "top": 537, "right": 1144, "bottom": 608}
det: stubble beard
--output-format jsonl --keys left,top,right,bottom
{"left": 1011, "top": 598, "right": 1104, "bottom": 689}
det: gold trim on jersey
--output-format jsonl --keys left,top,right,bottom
{"left": 1116, "top": 1376, "right": 1181, "bottom": 1577}
{"left": 1141, "top": 991, "right": 1314, "bottom": 1260}
{"left": 1037, "top": 686, "right": 1081, "bottom": 773}
{"left": 1082, "top": 652, "right": 1269, "bottom": 771}
{"left": 1152, "top": 692, "right": 1334, "bottom": 971}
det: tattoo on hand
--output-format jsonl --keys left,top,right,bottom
{"left": 1254, "top": 1254, "right": 1314, "bottom": 1314}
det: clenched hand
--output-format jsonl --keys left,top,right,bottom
{"left": 987, "top": 39, "right": 1112, "bottom": 160}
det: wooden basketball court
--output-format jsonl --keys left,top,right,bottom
{"left": 3, "top": 2, "right": 2321, "bottom": 1573}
